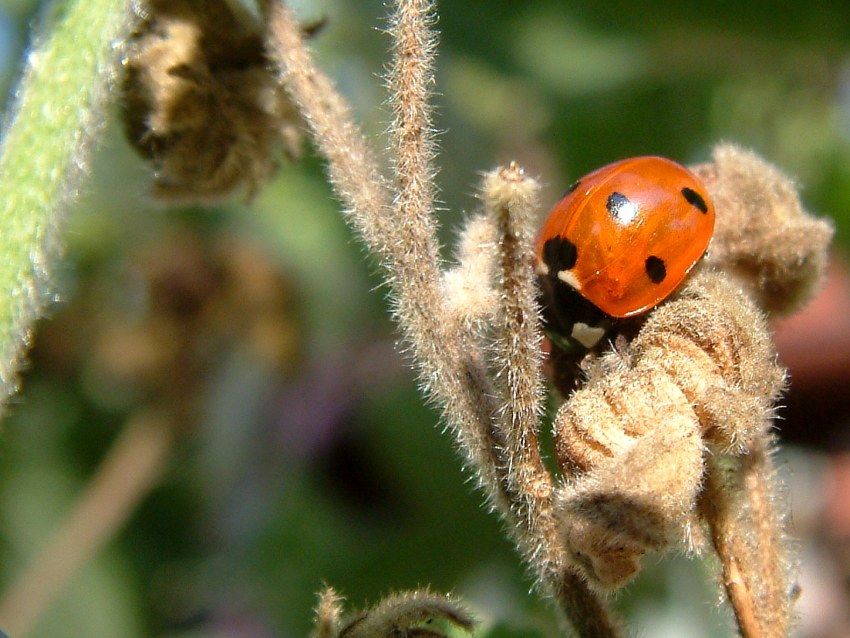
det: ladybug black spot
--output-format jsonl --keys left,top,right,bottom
{"left": 543, "top": 236, "right": 578, "bottom": 271}
{"left": 681, "top": 187, "right": 708, "bottom": 214}
{"left": 561, "top": 180, "right": 581, "bottom": 199}
{"left": 645, "top": 256, "right": 667, "bottom": 284}
{"left": 606, "top": 192, "right": 637, "bottom": 223}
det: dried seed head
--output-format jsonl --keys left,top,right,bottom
{"left": 556, "top": 424, "right": 704, "bottom": 590}
{"left": 316, "top": 589, "right": 476, "bottom": 638}
{"left": 692, "top": 144, "right": 834, "bottom": 316}
{"left": 122, "top": 0, "right": 303, "bottom": 203}
{"left": 552, "top": 271, "right": 785, "bottom": 589}
{"left": 634, "top": 268, "right": 786, "bottom": 453}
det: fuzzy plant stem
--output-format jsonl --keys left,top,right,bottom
{"left": 702, "top": 437, "right": 793, "bottom": 638}
{"left": 0, "top": 0, "right": 131, "bottom": 406}
{"left": 0, "top": 412, "right": 175, "bottom": 637}
{"left": 268, "top": 4, "right": 619, "bottom": 636}
{"left": 267, "top": 2, "right": 503, "bottom": 495}
{"left": 483, "top": 165, "right": 621, "bottom": 637}
{"left": 382, "top": 0, "right": 514, "bottom": 499}
{"left": 485, "top": 165, "right": 553, "bottom": 564}
{"left": 702, "top": 459, "right": 761, "bottom": 638}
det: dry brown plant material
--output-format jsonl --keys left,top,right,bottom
{"left": 693, "top": 144, "right": 834, "bottom": 315}
{"left": 122, "top": 0, "right": 303, "bottom": 203}
{"left": 310, "top": 588, "right": 476, "bottom": 638}
{"left": 552, "top": 271, "right": 786, "bottom": 591}
{"left": 260, "top": 1, "right": 832, "bottom": 636}
{"left": 268, "top": 3, "right": 621, "bottom": 635}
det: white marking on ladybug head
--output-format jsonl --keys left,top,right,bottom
{"left": 557, "top": 268, "right": 582, "bottom": 291}
{"left": 571, "top": 322, "right": 606, "bottom": 349}
{"left": 535, "top": 261, "right": 550, "bottom": 276}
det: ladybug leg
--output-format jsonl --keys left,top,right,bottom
{"left": 543, "top": 344, "right": 587, "bottom": 396}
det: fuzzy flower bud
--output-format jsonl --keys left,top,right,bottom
{"left": 693, "top": 144, "right": 834, "bottom": 315}
{"left": 441, "top": 214, "right": 499, "bottom": 331}
{"left": 122, "top": 0, "right": 304, "bottom": 202}
{"left": 310, "top": 588, "right": 475, "bottom": 638}
{"left": 553, "top": 270, "right": 785, "bottom": 590}
{"left": 633, "top": 267, "right": 786, "bottom": 453}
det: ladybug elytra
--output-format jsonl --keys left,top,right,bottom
{"left": 535, "top": 156, "right": 715, "bottom": 354}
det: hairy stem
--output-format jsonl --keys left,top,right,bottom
{"left": 486, "top": 164, "right": 554, "bottom": 566}
{"left": 702, "top": 438, "right": 794, "bottom": 638}
{"left": 268, "top": 1, "right": 503, "bottom": 500}
{"left": 552, "top": 574, "right": 624, "bottom": 638}
{"left": 0, "top": 0, "right": 130, "bottom": 407}
{"left": 268, "top": 3, "right": 620, "bottom": 635}
{"left": 484, "top": 164, "right": 621, "bottom": 636}
{"left": 702, "top": 460, "right": 762, "bottom": 638}
{"left": 271, "top": 9, "right": 818, "bottom": 636}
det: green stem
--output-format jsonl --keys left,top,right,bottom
{"left": 0, "top": 0, "right": 130, "bottom": 404}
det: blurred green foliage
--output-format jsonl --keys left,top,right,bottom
{"left": 0, "top": 0, "right": 847, "bottom": 636}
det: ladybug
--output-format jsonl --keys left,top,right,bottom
{"left": 535, "top": 156, "right": 715, "bottom": 355}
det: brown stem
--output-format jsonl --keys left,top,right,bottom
{"left": 742, "top": 446, "right": 788, "bottom": 622}
{"left": 0, "top": 412, "right": 174, "bottom": 637}
{"left": 268, "top": 5, "right": 620, "bottom": 635}
{"left": 266, "top": 0, "right": 505, "bottom": 510}
{"left": 476, "top": 126, "right": 625, "bottom": 638}
{"left": 484, "top": 166, "right": 563, "bottom": 576}
{"left": 553, "top": 570, "right": 624, "bottom": 638}
{"left": 702, "top": 461, "right": 762, "bottom": 638}
{"left": 702, "top": 442, "right": 792, "bottom": 638}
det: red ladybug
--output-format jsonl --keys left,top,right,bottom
{"left": 535, "top": 156, "right": 715, "bottom": 353}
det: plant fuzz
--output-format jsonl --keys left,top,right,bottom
{"left": 122, "top": 0, "right": 304, "bottom": 203}
{"left": 122, "top": 1, "right": 836, "bottom": 636}
{"left": 310, "top": 587, "right": 476, "bottom": 638}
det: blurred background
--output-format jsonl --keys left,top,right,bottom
{"left": 0, "top": 0, "right": 849, "bottom": 636}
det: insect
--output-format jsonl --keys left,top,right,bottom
{"left": 535, "top": 156, "right": 715, "bottom": 355}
